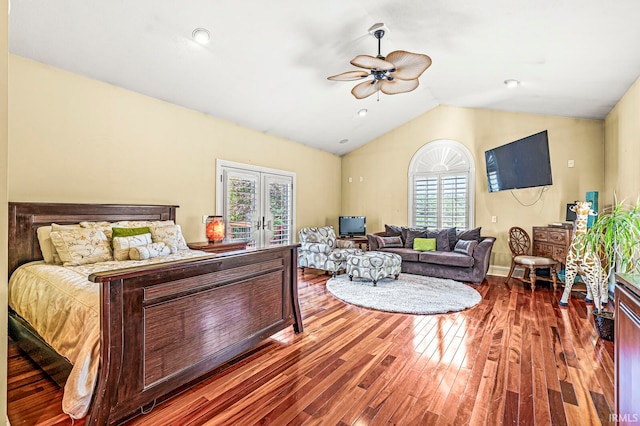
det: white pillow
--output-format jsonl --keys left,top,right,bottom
{"left": 112, "top": 233, "right": 153, "bottom": 261}
{"left": 49, "top": 228, "right": 113, "bottom": 266}
{"left": 149, "top": 224, "right": 189, "bottom": 251}
{"left": 129, "top": 242, "right": 172, "bottom": 260}
{"left": 36, "top": 226, "right": 56, "bottom": 264}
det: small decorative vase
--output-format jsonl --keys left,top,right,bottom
{"left": 205, "top": 216, "right": 225, "bottom": 243}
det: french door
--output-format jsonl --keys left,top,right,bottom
{"left": 216, "top": 160, "right": 295, "bottom": 247}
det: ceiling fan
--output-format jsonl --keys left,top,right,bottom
{"left": 328, "top": 23, "right": 432, "bottom": 100}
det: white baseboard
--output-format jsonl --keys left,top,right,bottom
{"left": 489, "top": 265, "right": 523, "bottom": 278}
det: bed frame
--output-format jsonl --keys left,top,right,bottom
{"left": 8, "top": 202, "right": 303, "bottom": 425}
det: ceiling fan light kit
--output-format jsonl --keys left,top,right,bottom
{"left": 328, "top": 23, "right": 431, "bottom": 99}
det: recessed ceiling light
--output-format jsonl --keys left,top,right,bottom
{"left": 192, "top": 28, "right": 211, "bottom": 45}
{"left": 339, "top": 139, "right": 349, "bottom": 144}
{"left": 357, "top": 108, "right": 368, "bottom": 117}
{"left": 504, "top": 79, "right": 520, "bottom": 88}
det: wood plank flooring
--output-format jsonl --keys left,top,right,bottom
{"left": 7, "top": 272, "right": 615, "bottom": 425}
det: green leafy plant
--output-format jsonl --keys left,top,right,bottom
{"left": 580, "top": 197, "right": 640, "bottom": 312}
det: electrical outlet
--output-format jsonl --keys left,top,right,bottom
{"left": 348, "top": 177, "right": 353, "bottom": 183}
{"left": 491, "top": 216, "right": 497, "bottom": 223}
{"left": 359, "top": 176, "right": 364, "bottom": 182}
{"left": 568, "top": 160, "right": 575, "bottom": 168}
{"left": 202, "top": 215, "right": 209, "bottom": 224}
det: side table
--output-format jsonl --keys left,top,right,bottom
{"left": 187, "top": 240, "right": 247, "bottom": 254}
{"left": 338, "top": 236, "right": 369, "bottom": 251}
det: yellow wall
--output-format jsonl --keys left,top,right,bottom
{"left": 342, "top": 105, "right": 604, "bottom": 270}
{"left": 8, "top": 55, "right": 342, "bottom": 240}
{"left": 1, "top": 0, "right": 8, "bottom": 422}
{"left": 604, "top": 75, "right": 640, "bottom": 205}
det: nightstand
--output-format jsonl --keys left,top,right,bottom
{"left": 187, "top": 240, "right": 247, "bottom": 254}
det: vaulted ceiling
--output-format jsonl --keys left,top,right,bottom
{"left": 9, "top": 1, "right": 640, "bottom": 155}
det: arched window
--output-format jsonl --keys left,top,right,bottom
{"left": 408, "top": 140, "right": 475, "bottom": 230}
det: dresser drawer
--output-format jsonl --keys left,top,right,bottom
{"left": 533, "top": 228, "right": 548, "bottom": 242}
{"left": 549, "top": 230, "right": 569, "bottom": 244}
{"left": 553, "top": 245, "right": 567, "bottom": 262}
{"left": 533, "top": 242, "right": 553, "bottom": 257}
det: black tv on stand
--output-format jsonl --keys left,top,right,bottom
{"left": 339, "top": 216, "right": 366, "bottom": 237}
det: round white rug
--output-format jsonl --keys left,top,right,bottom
{"left": 326, "top": 273, "right": 481, "bottom": 315}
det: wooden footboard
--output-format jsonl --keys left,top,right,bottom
{"left": 7, "top": 202, "right": 303, "bottom": 425}
{"left": 88, "top": 245, "right": 301, "bottom": 425}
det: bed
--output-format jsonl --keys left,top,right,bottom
{"left": 7, "top": 202, "right": 303, "bottom": 425}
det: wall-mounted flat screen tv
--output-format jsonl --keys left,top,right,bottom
{"left": 339, "top": 216, "right": 366, "bottom": 237}
{"left": 485, "top": 130, "right": 553, "bottom": 192}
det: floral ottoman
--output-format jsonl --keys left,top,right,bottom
{"left": 346, "top": 251, "right": 402, "bottom": 286}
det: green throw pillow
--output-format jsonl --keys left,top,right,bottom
{"left": 112, "top": 226, "right": 151, "bottom": 238}
{"left": 413, "top": 237, "right": 436, "bottom": 251}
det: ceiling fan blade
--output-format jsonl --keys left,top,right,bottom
{"left": 351, "top": 80, "right": 381, "bottom": 99}
{"left": 327, "top": 71, "right": 370, "bottom": 81}
{"left": 385, "top": 50, "right": 432, "bottom": 80}
{"left": 350, "top": 55, "right": 395, "bottom": 71}
{"left": 381, "top": 78, "right": 419, "bottom": 95}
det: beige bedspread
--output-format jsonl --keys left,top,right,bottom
{"left": 8, "top": 250, "right": 211, "bottom": 419}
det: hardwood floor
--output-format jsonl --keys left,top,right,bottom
{"left": 7, "top": 272, "right": 615, "bottom": 425}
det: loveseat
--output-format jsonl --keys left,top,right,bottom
{"left": 367, "top": 225, "right": 495, "bottom": 283}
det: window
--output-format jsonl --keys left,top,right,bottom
{"left": 409, "top": 140, "right": 475, "bottom": 230}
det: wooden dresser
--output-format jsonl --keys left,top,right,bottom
{"left": 532, "top": 226, "right": 573, "bottom": 267}
{"left": 614, "top": 273, "right": 640, "bottom": 424}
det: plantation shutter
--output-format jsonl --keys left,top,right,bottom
{"left": 222, "top": 169, "right": 260, "bottom": 245}
{"left": 441, "top": 174, "right": 468, "bottom": 229}
{"left": 264, "top": 174, "right": 293, "bottom": 246}
{"left": 414, "top": 176, "right": 438, "bottom": 228}
{"left": 414, "top": 174, "right": 468, "bottom": 229}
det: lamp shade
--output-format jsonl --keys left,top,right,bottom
{"left": 205, "top": 216, "right": 225, "bottom": 243}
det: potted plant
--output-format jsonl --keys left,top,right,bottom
{"left": 580, "top": 197, "right": 640, "bottom": 340}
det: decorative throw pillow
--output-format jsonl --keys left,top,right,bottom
{"left": 445, "top": 227, "right": 457, "bottom": 251}
{"left": 149, "top": 224, "right": 189, "bottom": 251}
{"left": 112, "top": 233, "right": 153, "bottom": 261}
{"left": 404, "top": 228, "right": 428, "bottom": 249}
{"left": 456, "top": 227, "right": 482, "bottom": 243}
{"left": 413, "top": 238, "right": 436, "bottom": 252}
{"left": 48, "top": 223, "right": 84, "bottom": 265}
{"left": 378, "top": 235, "right": 403, "bottom": 248}
{"left": 384, "top": 224, "right": 403, "bottom": 238}
{"left": 129, "top": 242, "right": 172, "bottom": 260}
{"left": 80, "top": 221, "right": 114, "bottom": 241}
{"left": 112, "top": 226, "right": 151, "bottom": 238}
{"left": 50, "top": 228, "right": 113, "bottom": 266}
{"left": 426, "top": 229, "right": 452, "bottom": 251}
{"left": 454, "top": 239, "right": 478, "bottom": 256}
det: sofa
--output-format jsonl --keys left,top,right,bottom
{"left": 366, "top": 225, "right": 495, "bottom": 283}
{"left": 298, "top": 226, "right": 363, "bottom": 276}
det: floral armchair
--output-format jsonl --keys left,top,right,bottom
{"left": 298, "top": 226, "right": 363, "bottom": 276}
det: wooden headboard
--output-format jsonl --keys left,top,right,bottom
{"left": 8, "top": 202, "right": 178, "bottom": 277}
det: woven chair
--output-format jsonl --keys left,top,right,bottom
{"left": 505, "top": 226, "right": 558, "bottom": 291}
